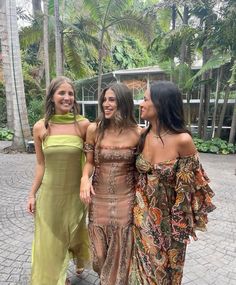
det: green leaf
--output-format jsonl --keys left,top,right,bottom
{"left": 209, "top": 145, "right": 219, "bottom": 154}
{"left": 222, "top": 149, "right": 230, "bottom": 155}
{"left": 6, "top": 134, "right": 13, "bottom": 141}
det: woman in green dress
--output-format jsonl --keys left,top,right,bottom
{"left": 27, "top": 76, "right": 90, "bottom": 285}
{"left": 129, "top": 81, "right": 216, "bottom": 285}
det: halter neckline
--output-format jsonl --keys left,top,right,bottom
{"left": 50, "top": 113, "right": 81, "bottom": 124}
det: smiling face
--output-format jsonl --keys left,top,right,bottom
{"left": 140, "top": 88, "right": 157, "bottom": 122}
{"left": 52, "top": 82, "right": 75, "bottom": 115}
{"left": 102, "top": 88, "right": 118, "bottom": 119}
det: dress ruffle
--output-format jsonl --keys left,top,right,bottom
{"left": 171, "top": 154, "right": 216, "bottom": 243}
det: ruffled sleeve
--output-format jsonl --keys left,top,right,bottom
{"left": 171, "top": 154, "right": 216, "bottom": 244}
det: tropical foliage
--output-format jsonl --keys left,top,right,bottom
{"left": 193, "top": 137, "right": 235, "bottom": 155}
{"left": 0, "top": 0, "right": 235, "bottom": 151}
{"left": 0, "top": 128, "right": 14, "bottom": 141}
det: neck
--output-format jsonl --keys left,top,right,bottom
{"left": 149, "top": 119, "right": 158, "bottom": 133}
{"left": 150, "top": 121, "right": 168, "bottom": 135}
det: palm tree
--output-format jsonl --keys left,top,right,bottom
{"left": 30, "top": 0, "right": 46, "bottom": 83}
{"left": 54, "top": 0, "right": 63, "bottom": 75}
{"left": 0, "top": 0, "right": 31, "bottom": 151}
{"left": 43, "top": 0, "right": 50, "bottom": 87}
{"left": 229, "top": 97, "right": 236, "bottom": 143}
{"left": 83, "top": 0, "right": 151, "bottom": 98}
{"left": 0, "top": 0, "right": 14, "bottom": 130}
{"left": 20, "top": 0, "right": 98, "bottom": 80}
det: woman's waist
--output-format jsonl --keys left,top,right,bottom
{"left": 91, "top": 192, "right": 135, "bottom": 202}
{"left": 40, "top": 181, "right": 81, "bottom": 194}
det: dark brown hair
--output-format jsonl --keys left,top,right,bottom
{"left": 97, "top": 82, "right": 137, "bottom": 141}
{"left": 138, "top": 81, "right": 191, "bottom": 153}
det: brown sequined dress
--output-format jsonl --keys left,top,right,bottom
{"left": 88, "top": 146, "right": 136, "bottom": 285}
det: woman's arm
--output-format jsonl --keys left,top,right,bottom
{"left": 80, "top": 123, "right": 97, "bottom": 204}
{"left": 77, "top": 118, "right": 90, "bottom": 141}
{"left": 27, "top": 121, "right": 45, "bottom": 214}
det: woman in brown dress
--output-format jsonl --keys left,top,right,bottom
{"left": 80, "top": 83, "right": 141, "bottom": 285}
{"left": 128, "top": 81, "right": 216, "bottom": 285}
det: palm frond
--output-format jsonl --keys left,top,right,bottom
{"left": 229, "top": 60, "right": 236, "bottom": 86}
{"left": 107, "top": 13, "right": 152, "bottom": 42}
{"left": 19, "top": 25, "right": 42, "bottom": 48}
{"left": 83, "top": 0, "right": 103, "bottom": 23}
{"left": 186, "top": 53, "right": 232, "bottom": 88}
{"left": 64, "top": 38, "right": 92, "bottom": 78}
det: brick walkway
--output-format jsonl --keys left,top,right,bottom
{"left": 0, "top": 141, "right": 235, "bottom": 285}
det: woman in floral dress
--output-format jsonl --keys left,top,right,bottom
{"left": 129, "top": 81, "right": 216, "bottom": 285}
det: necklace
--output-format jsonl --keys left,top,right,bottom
{"left": 150, "top": 130, "right": 169, "bottom": 139}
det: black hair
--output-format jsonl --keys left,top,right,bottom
{"left": 138, "top": 80, "right": 191, "bottom": 153}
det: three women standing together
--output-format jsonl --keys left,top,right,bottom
{"left": 28, "top": 77, "right": 215, "bottom": 285}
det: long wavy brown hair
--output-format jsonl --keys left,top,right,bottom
{"left": 96, "top": 82, "right": 137, "bottom": 142}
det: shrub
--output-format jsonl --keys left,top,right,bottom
{"left": 28, "top": 98, "right": 44, "bottom": 127}
{"left": 193, "top": 137, "right": 235, "bottom": 154}
{"left": 0, "top": 128, "right": 13, "bottom": 141}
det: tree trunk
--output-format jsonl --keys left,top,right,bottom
{"left": 198, "top": 74, "right": 206, "bottom": 138}
{"left": 179, "top": 5, "right": 189, "bottom": 66}
{"left": 186, "top": 91, "right": 191, "bottom": 128}
{"left": 54, "top": 0, "right": 63, "bottom": 76}
{"left": 1, "top": 0, "right": 31, "bottom": 151}
{"left": 202, "top": 70, "right": 212, "bottom": 140}
{"left": 0, "top": 0, "right": 14, "bottom": 129}
{"left": 201, "top": 44, "right": 212, "bottom": 140}
{"left": 43, "top": 0, "right": 50, "bottom": 88}
{"left": 211, "top": 67, "right": 222, "bottom": 138}
{"left": 97, "top": 30, "right": 105, "bottom": 109}
{"left": 198, "top": 11, "right": 214, "bottom": 139}
{"left": 216, "top": 85, "right": 230, "bottom": 138}
{"left": 229, "top": 97, "right": 236, "bottom": 144}
{"left": 32, "top": 0, "right": 42, "bottom": 16}
{"left": 31, "top": 0, "right": 45, "bottom": 83}
{"left": 171, "top": 4, "right": 176, "bottom": 30}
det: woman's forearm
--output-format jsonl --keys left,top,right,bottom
{"left": 28, "top": 164, "right": 45, "bottom": 197}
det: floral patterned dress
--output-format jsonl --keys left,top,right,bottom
{"left": 129, "top": 153, "right": 216, "bottom": 285}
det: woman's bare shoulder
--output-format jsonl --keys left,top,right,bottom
{"left": 176, "top": 132, "right": 196, "bottom": 157}
{"left": 87, "top": 122, "right": 98, "bottom": 133}
{"left": 33, "top": 119, "right": 45, "bottom": 132}
{"left": 78, "top": 118, "right": 90, "bottom": 129}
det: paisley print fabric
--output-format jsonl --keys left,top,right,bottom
{"left": 89, "top": 147, "right": 136, "bottom": 285}
{"left": 129, "top": 153, "right": 215, "bottom": 285}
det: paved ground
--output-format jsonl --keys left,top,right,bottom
{"left": 0, "top": 140, "right": 235, "bottom": 285}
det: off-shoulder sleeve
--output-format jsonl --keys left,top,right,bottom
{"left": 84, "top": 142, "right": 95, "bottom": 153}
{"left": 171, "top": 154, "right": 216, "bottom": 244}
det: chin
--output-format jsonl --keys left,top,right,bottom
{"left": 140, "top": 114, "right": 146, "bottom": 120}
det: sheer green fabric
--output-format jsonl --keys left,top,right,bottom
{"left": 31, "top": 114, "right": 90, "bottom": 285}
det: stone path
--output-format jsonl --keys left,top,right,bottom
{"left": 0, "top": 141, "right": 235, "bottom": 285}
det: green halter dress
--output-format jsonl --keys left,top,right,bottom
{"left": 31, "top": 114, "right": 90, "bottom": 285}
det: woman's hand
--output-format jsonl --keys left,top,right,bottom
{"left": 27, "top": 196, "right": 36, "bottom": 215}
{"left": 80, "top": 177, "right": 95, "bottom": 204}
